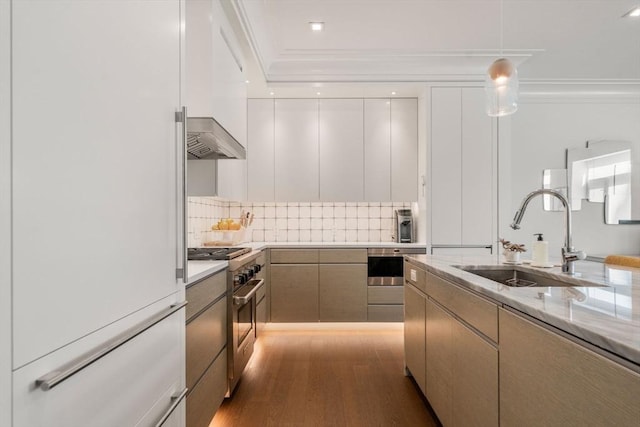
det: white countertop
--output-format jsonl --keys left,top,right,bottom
{"left": 406, "top": 254, "right": 640, "bottom": 366}
{"left": 186, "top": 241, "right": 426, "bottom": 284}
{"left": 187, "top": 260, "right": 227, "bottom": 286}
{"left": 241, "top": 241, "right": 427, "bottom": 250}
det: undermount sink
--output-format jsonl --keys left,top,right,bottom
{"left": 456, "top": 266, "right": 605, "bottom": 288}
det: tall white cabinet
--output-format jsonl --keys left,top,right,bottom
{"left": 6, "top": 0, "right": 186, "bottom": 425}
{"left": 274, "top": 99, "right": 320, "bottom": 201}
{"left": 248, "top": 98, "right": 419, "bottom": 202}
{"left": 319, "top": 99, "right": 365, "bottom": 201}
{"left": 430, "top": 87, "right": 495, "bottom": 253}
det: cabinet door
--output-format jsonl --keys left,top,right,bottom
{"left": 13, "top": 306, "right": 185, "bottom": 427}
{"left": 404, "top": 284, "right": 426, "bottom": 395}
{"left": 499, "top": 309, "right": 640, "bottom": 427}
{"left": 248, "top": 99, "right": 275, "bottom": 201}
{"left": 431, "top": 88, "right": 462, "bottom": 244}
{"left": 452, "top": 320, "right": 498, "bottom": 427}
{"left": 391, "top": 99, "right": 418, "bottom": 201}
{"left": 318, "top": 264, "right": 367, "bottom": 321}
{"left": 364, "top": 99, "right": 391, "bottom": 201}
{"left": 319, "top": 99, "right": 364, "bottom": 201}
{"left": 217, "top": 159, "right": 247, "bottom": 201}
{"left": 210, "top": 0, "right": 247, "bottom": 147}
{"left": 12, "top": 0, "right": 181, "bottom": 367}
{"left": 461, "top": 88, "right": 493, "bottom": 245}
{"left": 274, "top": 99, "right": 319, "bottom": 201}
{"left": 270, "top": 264, "right": 319, "bottom": 321}
{"left": 425, "top": 299, "right": 453, "bottom": 427}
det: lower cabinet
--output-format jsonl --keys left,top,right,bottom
{"left": 405, "top": 260, "right": 498, "bottom": 427}
{"left": 499, "top": 308, "right": 640, "bottom": 427}
{"left": 404, "top": 284, "right": 426, "bottom": 394}
{"left": 271, "top": 264, "right": 319, "bottom": 322}
{"left": 270, "top": 249, "right": 367, "bottom": 322}
{"left": 185, "top": 270, "right": 228, "bottom": 427}
{"left": 319, "top": 264, "right": 367, "bottom": 321}
{"left": 12, "top": 299, "right": 185, "bottom": 427}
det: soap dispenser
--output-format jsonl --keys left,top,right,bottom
{"left": 532, "top": 233, "right": 549, "bottom": 267}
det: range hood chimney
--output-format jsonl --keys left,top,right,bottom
{"left": 186, "top": 117, "right": 246, "bottom": 160}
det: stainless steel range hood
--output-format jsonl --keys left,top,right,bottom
{"left": 186, "top": 117, "right": 246, "bottom": 160}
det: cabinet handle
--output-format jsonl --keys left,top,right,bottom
{"left": 35, "top": 301, "right": 187, "bottom": 391}
{"left": 154, "top": 387, "right": 188, "bottom": 427}
{"left": 175, "top": 106, "right": 188, "bottom": 282}
{"left": 233, "top": 279, "right": 265, "bottom": 306}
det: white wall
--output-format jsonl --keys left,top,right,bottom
{"left": 0, "top": 0, "right": 11, "bottom": 423}
{"left": 499, "top": 93, "right": 640, "bottom": 258}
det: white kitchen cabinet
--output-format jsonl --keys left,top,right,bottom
{"left": 9, "top": 0, "right": 185, "bottom": 424}
{"left": 274, "top": 99, "right": 320, "bottom": 201}
{"left": 217, "top": 159, "right": 247, "bottom": 201}
{"left": 13, "top": 302, "right": 185, "bottom": 427}
{"left": 391, "top": 99, "right": 419, "bottom": 201}
{"left": 430, "top": 87, "right": 495, "bottom": 248}
{"left": 12, "top": 0, "right": 183, "bottom": 368}
{"left": 187, "top": 0, "right": 247, "bottom": 148}
{"left": 247, "top": 99, "right": 275, "bottom": 201}
{"left": 364, "top": 99, "right": 392, "bottom": 201}
{"left": 319, "top": 99, "right": 364, "bottom": 201}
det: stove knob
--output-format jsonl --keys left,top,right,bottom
{"left": 234, "top": 274, "right": 246, "bottom": 285}
{"left": 252, "top": 264, "right": 262, "bottom": 273}
{"left": 242, "top": 269, "right": 254, "bottom": 279}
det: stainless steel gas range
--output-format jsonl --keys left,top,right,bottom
{"left": 187, "top": 246, "right": 265, "bottom": 396}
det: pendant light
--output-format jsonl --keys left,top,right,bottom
{"left": 485, "top": 0, "right": 518, "bottom": 117}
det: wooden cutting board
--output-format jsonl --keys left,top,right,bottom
{"left": 604, "top": 255, "right": 640, "bottom": 268}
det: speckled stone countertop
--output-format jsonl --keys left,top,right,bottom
{"left": 405, "top": 254, "right": 640, "bottom": 366}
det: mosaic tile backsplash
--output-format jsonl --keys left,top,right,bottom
{"left": 188, "top": 197, "right": 415, "bottom": 246}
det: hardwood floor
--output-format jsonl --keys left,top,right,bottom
{"left": 211, "top": 323, "right": 439, "bottom": 427}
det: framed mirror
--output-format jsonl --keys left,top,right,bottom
{"left": 567, "top": 140, "right": 640, "bottom": 224}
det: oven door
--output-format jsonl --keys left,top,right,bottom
{"left": 367, "top": 254, "right": 404, "bottom": 285}
{"left": 367, "top": 248, "right": 426, "bottom": 285}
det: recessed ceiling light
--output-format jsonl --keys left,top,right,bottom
{"left": 623, "top": 6, "right": 640, "bottom": 17}
{"left": 391, "top": 91, "right": 397, "bottom": 95}
{"left": 309, "top": 22, "right": 324, "bottom": 31}
{"left": 316, "top": 92, "right": 321, "bottom": 96}
{"left": 245, "top": 80, "right": 250, "bottom": 84}
{"left": 269, "top": 91, "right": 275, "bottom": 96}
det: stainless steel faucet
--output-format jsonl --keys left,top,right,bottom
{"left": 510, "top": 189, "right": 586, "bottom": 275}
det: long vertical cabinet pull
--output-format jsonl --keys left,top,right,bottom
{"left": 175, "top": 106, "right": 188, "bottom": 282}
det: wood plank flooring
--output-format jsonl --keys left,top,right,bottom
{"left": 211, "top": 323, "right": 439, "bottom": 427}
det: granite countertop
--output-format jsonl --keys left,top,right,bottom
{"left": 405, "top": 254, "right": 640, "bottom": 366}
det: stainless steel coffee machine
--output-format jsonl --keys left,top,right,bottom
{"left": 394, "top": 209, "right": 414, "bottom": 243}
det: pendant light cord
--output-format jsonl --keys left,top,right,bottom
{"left": 500, "top": 0, "right": 503, "bottom": 56}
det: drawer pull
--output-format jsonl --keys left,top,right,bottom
{"left": 35, "top": 301, "right": 187, "bottom": 391}
{"left": 155, "top": 387, "right": 188, "bottom": 427}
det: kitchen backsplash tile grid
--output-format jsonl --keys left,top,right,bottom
{"left": 188, "top": 198, "right": 414, "bottom": 245}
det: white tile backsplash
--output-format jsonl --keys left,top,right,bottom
{"left": 188, "top": 198, "right": 414, "bottom": 244}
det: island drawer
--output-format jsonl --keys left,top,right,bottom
{"left": 426, "top": 271, "right": 498, "bottom": 342}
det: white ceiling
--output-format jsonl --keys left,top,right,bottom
{"left": 228, "top": 0, "right": 640, "bottom": 97}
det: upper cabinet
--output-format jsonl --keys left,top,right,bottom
{"left": 248, "top": 97, "right": 418, "bottom": 202}
{"left": 274, "top": 99, "right": 320, "bottom": 201}
{"left": 186, "top": 0, "right": 247, "bottom": 147}
{"left": 430, "top": 87, "right": 495, "bottom": 250}
{"left": 186, "top": 0, "right": 248, "bottom": 201}
{"left": 390, "top": 99, "right": 419, "bottom": 201}
{"left": 319, "top": 99, "right": 365, "bottom": 201}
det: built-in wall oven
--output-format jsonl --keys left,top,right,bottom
{"left": 227, "top": 250, "right": 265, "bottom": 396}
{"left": 367, "top": 247, "right": 426, "bottom": 285}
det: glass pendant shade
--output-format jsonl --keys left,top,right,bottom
{"left": 485, "top": 58, "right": 519, "bottom": 117}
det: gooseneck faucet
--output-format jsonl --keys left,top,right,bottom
{"left": 510, "top": 189, "right": 586, "bottom": 275}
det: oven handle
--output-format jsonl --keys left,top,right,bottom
{"left": 233, "top": 279, "right": 264, "bottom": 306}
